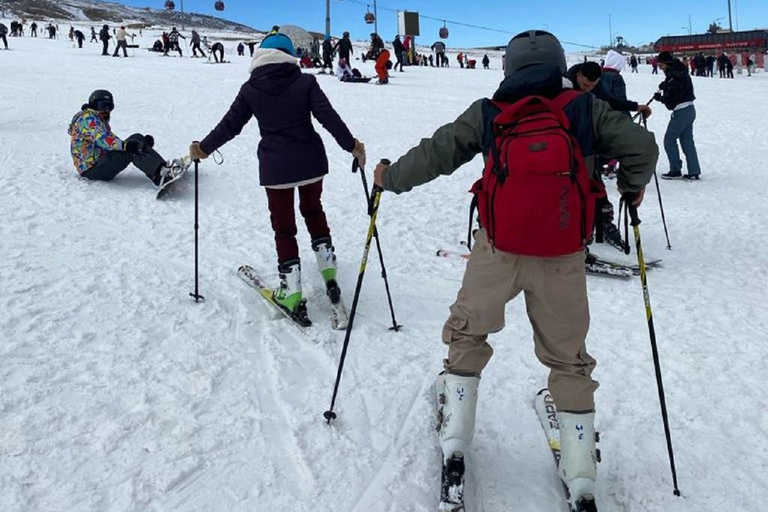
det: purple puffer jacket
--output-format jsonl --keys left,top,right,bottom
{"left": 200, "top": 55, "right": 355, "bottom": 187}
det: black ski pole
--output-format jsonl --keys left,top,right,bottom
{"left": 638, "top": 117, "right": 673, "bottom": 251}
{"left": 189, "top": 156, "right": 204, "bottom": 303}
{"left": 351, "top": 158, "right": 402, "bottom": 332}
{"left": 632, "top": 95, "right": 656, "bottom": 122}
{"left": 622, "top": 195, "right": 681, "bottom": 497}
{"left": 324, "top": 160, "right": 388, "bottom": 424}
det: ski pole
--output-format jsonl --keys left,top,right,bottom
{"left": 621, "top": 194, "right": 681, "bottom": 497}
{"left": 637, "top": 116, "right": 673, "bottom": 251}
{"left": 351, "top": 158, "right": 402, "bottom": 332}
{"left": 189, "top": 156, "right": 204, "bottom": 303}
{"left": 324, "top": 160, "right": 389, "bottom": 424}
{"left": 632, "top": 95, "right": 656, "bottom": 122}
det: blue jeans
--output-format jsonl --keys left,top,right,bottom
{"left": 664, "top": 105, "right": 701, "bottom": 176}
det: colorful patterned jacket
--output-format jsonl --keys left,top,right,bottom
{"left": 68, "top": 108, "right": 124, "bottom": 175}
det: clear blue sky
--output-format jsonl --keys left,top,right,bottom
{"left": 117, "top": 0, "right": 767, "bottom": 49}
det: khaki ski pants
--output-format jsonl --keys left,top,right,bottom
{"left": 442, "top": 230, "right": 597, "bottom": 412}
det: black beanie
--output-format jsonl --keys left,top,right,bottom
{"left": 657, "top": 51, "right": 674, "bottom": 64}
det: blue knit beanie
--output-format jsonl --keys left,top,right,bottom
{"left": 260, "top": 33, "right": 296, "bottom": 56}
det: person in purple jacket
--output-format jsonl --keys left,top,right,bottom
{"left": 189, "top": 33, "right": 366, "bottom": 326}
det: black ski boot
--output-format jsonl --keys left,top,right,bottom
{"left": 602, "top": 220, "right": 629, "bottom": 253}
{"left": 572, "top": 494, "right": 598, "bottom": 512}
{"left": 439, "top": 453, "right": 465, "bottom": 512}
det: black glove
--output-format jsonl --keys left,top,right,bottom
{"left": 125, "top": 139, "right": 142, "bottom": 154}
{"left": 143, "top": 134, "right": 154, "bottom": 148}
{"left": 653, "top": 92, "right": 663, "bottom": 102}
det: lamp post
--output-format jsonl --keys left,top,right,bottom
{"left": 326, "top": 0, "right": 330, "bottom": 37}
{"left": 180, "top": 0, "right": 185, "bottom": 31}
{"left": 374, "top": 0, "right": 378, "bottom": 36}
{"left": 727, "top": 0, "right": 733, "bottom": 31}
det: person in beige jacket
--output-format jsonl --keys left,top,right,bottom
{"left": 374, "top": 30, "right": 658, "bottom": 512}
{"left": 113, "top": 25, "right": 130, "bottom": 58}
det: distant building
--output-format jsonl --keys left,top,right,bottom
{"left": 655, "top": 29, "right": 767, "bottom": 68}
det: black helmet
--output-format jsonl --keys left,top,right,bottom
{"left": 343, "top": 31, "right": 349, "bottom": 38}
{"left": 504, "top": 30, "right": 567, "bottom": 77}
{"left": 88, "top": 89, "right": 114, "bottom": 112}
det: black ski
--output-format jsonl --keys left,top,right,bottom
{"left": 586, "top": 253, "right": 662, "bottom": 276}
{"left": 437, "top": 249, "right": 650, "bottom": 280}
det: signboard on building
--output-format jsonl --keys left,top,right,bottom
{"left": 398, "top": 11, "right": 420, "bottom": 37}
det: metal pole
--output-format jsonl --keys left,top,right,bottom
{"left": 688, "top": 14, "right": 692, "bottom": 35}
{"left": 180, "top": 0, "right": 185, "bottom": 31}
{"left": 727, "top": 0, "right": 733, "bottom": 31}
{"left": 325, "top": 0, "right": 331, "bottom": 37}
{"left": 374, "top": 0, "right": 378, "bottom": 35}
{"left": 608, "top": 14, "right": 613, "bottom": 48}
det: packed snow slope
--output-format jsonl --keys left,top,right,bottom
{"left": 1, "top": 28, "right": 767, "bottom": 512}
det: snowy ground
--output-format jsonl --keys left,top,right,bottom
{"left": 1, "top": 24, "right": 767, "bottom": 512}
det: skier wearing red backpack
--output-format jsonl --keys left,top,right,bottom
{"left": 373, "top": 31, "right": 658, "bottom": 512}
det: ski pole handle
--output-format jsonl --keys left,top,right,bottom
{"left": 351, "top": 158, "right": 360, "bottom": 174}
{"left": 625, "top": 197, "right": 641, "bottom": 227}
{"left": 368, "top": 159, "right": 389, "bottom": 215}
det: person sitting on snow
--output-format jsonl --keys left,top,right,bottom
{"left": 334, "top": 57, "right": 362, "bottom": 82}
{"left": 68, "top": 89, "right": 188, "bottom": 188}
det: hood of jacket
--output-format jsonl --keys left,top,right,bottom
{"left": 604, "top": 50, "right": 626, "bottom": 72}
{"left": 492, "top": 64, "right": 569, "bottom": 103}
{"left": 247, "top": 49, "right": 301, "bottom": 95}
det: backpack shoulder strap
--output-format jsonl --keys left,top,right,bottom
{"left": 550, "top": 89, "right": 583, "bottom": 112}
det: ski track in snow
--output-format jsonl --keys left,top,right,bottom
{"left": 1, "top": 23, "right": 768, "bottom": 512}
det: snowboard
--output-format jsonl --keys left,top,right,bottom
{"left": 156, "top": 158, "right": 191, "bottom": 199}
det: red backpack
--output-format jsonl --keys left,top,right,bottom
{"left": 470, "top": 90, "right": 605, "bottom": 256}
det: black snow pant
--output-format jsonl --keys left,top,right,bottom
{"left": 192, "top": 42, "right": 206, "bottom": 57}
{"left": 113, "top": 40, "right": 128, "bottom": 57}
{"left": 82, "top": 136, "right": 165, "bottom": 185}
{"left": 394, "top": 51, "right": 404, "bottom": 71}
{"left": 101, "top": 40, "right": 109, "bottom": 55}
{"left": 322, "top": 54, "right": 333, "bottom": 70}
{"left": 164, "top": 43, "right": 182, "bottom": 57}
{"left": 77, "top": 37, "right": 84, "bottom": 48}
{"left": 212, "top": 46, "right": 224, "bottom": 63}
{"left": 31, "top": 28, "right": 37, "bottom": 37}
{"left": 0, "top": 35, "right": 7, "bottom": 49}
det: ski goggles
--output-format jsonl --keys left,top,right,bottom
{"left": 91, "top": 98, "right": 114, "bottom": 112}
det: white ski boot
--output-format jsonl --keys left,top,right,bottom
{"left": 559, "top": 411, "right": 598, "bottom": 512}
{"left": 312, "top": 237, "right": 348, "bottom": 329}
{"left": 273, "top": 259, "right": 311, "bottom": 326}
{"left": 436, "top": 373, "right": 480, "bottom": 512}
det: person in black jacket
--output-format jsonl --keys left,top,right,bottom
{"left": 654, "top": 51, "right": 701, "bottom": 181}
{"left": 321, "top": 36, "right": 334, "bottom": 72}
{"left": 393, "top": 35, "right": 405, "bottom": 72}
{"left": 333, "top": 31, "right": 353, "bottom": 63}
{"left": 567, "top": 62, "right": 652, "bottom": 117}
{"left": 567, "top": 61, "right": 652, "bottom": 252}
{"left": 74, "top": 30, "right": 85, "bottom": 48}
{"left": 99, "top": 24, "right": 110, "bottom": 56}
{"left": 188, "top": 34, "right": 367, "bottom": 324}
